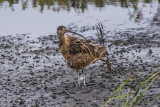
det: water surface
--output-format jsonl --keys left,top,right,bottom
{"left": 0, "top": 0, "right": 159, "bottom": 37}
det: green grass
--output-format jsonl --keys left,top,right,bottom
{"left": 103, "top": 69, "right": 160, "bottom": 107}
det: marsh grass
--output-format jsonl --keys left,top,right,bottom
{"left": 96, "top": 22, "right": 112, "bottom": 73}
{"left": 103, "top": 69, "right": 160, "bottom": 107}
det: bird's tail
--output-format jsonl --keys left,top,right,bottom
{"left": 98, "top": 46, "right": 107, "bottom": 57}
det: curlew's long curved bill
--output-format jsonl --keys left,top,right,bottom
{"left": 66, "top": 29, "right": 88, "bottom": 41}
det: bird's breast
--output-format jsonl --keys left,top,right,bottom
{"left": 60, "top": 45, "right": 71, "bottom": 60}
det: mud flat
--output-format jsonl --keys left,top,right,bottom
{"left": 0, "top": 25, "right": 160, "bottom": 107}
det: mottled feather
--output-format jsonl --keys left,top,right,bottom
{"left": 66, "top": 37, "right": 106, "bottom": 69}
{"left": 57, "top": 25, "right": 106, "bottom": 70}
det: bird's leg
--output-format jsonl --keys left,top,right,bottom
{"left": 82, "top": 69, "right": 86, "bottom": 87}
{"left": 77, "top": 70, "right": 80, "bottom": 86}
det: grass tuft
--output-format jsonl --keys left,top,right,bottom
{"left": 103, "top": 69, "right": 160, "bottom": 107}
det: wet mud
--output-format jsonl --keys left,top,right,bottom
{"left": 0, "top": 26, "right": 160, "bottom": 107}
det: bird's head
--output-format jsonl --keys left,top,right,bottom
{"left": 57, "top": 25, "right": 67, "bottom": 36}
{"left": 57, "top": 25, "right": 88, "bottom": 41}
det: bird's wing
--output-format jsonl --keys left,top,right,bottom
{"left": 69, "top": 39, "right": 98, "bottom": 55}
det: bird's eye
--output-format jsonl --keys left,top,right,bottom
{"left": 60, "top": 29, "right": 62, "bottom": 30}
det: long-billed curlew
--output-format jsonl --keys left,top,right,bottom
{"left": 57, "top": 25, "right": 108, "bottom": 86}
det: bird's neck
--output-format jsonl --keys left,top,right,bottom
{"left": 58, "top": 34, "right": 71, "bottom": 60}
{"left": 58, "top": 34, "right": 67, "bottom": 48}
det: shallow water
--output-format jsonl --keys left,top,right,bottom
{"left": 0, "top": 0, "right": 159, "bottom": 37}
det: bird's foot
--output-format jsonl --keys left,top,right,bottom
{"left": 78, "top": 80, "right": 81, "bottom": 87}
{"left": 83, "top": 78, "right": 86, "bottom": 88}
{"left": 83, "top": 83, "right": 86, "bottom": 88}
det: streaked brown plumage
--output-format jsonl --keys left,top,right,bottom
{"left": 57, "top": 25, "right": 106, "bottom": 86}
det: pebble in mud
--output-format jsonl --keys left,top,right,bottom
{"left": 0, "top": 26, "right": 160, "bottom": 106}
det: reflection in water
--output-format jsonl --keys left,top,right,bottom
{"left": 0, "top": 0, "right": 158, "bottom": 12}
{"left": 152, "top": 8, "right": 160, "bottom": 25}
{"left": 0, "top": 0, "right": 159, "bottom": 36}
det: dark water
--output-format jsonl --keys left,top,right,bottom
{"left": 0, "top": 0, "right": 159, "bottom": 36}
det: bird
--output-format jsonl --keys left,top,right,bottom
{"left": 57, "top": 25, "right": 107, "bottom": 86}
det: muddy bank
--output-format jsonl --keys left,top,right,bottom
{"left": 0, "top": 26, "right": 160, "bottom": 107}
